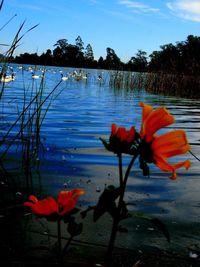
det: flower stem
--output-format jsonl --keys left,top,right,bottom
{"left": 62, "top": 235, "right": 73, "bottom": 256}
{"left": 118, "top": 153, "right": 123, "bottom": 186}
{"left": 105, "top": 152, "right": 139, "bottom": 264}
{"left": 104, "top": 216, "right": 119, "bottom": 264}
{"left": 123, "top": 153, "right": 139, "bottom": 187}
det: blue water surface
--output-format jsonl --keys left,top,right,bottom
{"left": 1, "top": 64, "right": 200, "bottom": 221}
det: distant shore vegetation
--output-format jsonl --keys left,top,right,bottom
{"left": 2, "top": 34, "right": 199, "bottom": 75}
{"left": 1, "top": 34, "right": 200, "bottom": 98}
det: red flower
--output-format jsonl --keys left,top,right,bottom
{"left": 111, "top": 123, "right": 135, "bottom": 143}
{"left": 140, "top": 102, "right": 191, "bottom": 180}
{"left": 24, "top": 189, "right": 85, "bottom": 218}
{"left": 101, "top": 123, "right": 137, "bottom": 154}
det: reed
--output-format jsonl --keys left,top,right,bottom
{"left": 0, "top": 3, "right": 40, "bottom": 197}
{"left": 0, "top": 70, "right": 63, "bottom": 194}
{"left": 0, "top": 0, "right": 38, "bottom": 99}
{"left": 144, "top": 72, "right": 200, "bottom": 98}
{"left": 0, "top": 2, "right": 63, "bottom": 194}
{"left": 109, "top": 70, "right": 147, "bottom": 90}
{"left": 108, "top": 70, "right": 200, "bottom": 98}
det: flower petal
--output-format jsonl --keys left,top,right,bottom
{"left": 140, "top": 104, "right": 175, "bottom": 142}
{"left": 71, "top": 188, "right": 85, "bottom": 201}
{"left": 154, "top": 155, "right": 191, "bottom": 180}
{"left": 140, "top": 102, "right": 153, "bottom": 122}
{"left": 57, "top": 191, "right": 73, "bottom": 213}
{"left": 28, "top": 195, "right": 38, "bottom": 203}
{"left": 154, "top": 155, "right": 174, "bottom": 172}
{"left": 24, "top": 196, "right": 58, "bottom": 216}
{"left": 173, "top": 160, "right": 191, "bottom": 170}
{"left": 117, "top": 127, "right": 127, "bottom": 141}
{"left": 109, "top": 123, "right": 137, "bottom": 154}
{"left": 127, "top": 126, "right": 136, "bottom": 143}
{"left": 58, "top": 189, "right": 85, "bottom": 215}
{"left": 111, "top": 123, "right": 117, "bottom": 136}
{"left": 170, "top": 160, "right": 191, "bottom": 180}
{"left": 152, "top": 130, "right": 190, "bottom": 158}
{"left": 139, "top": 102, "right": 190, "bottom": 179}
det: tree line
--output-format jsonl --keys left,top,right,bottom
{"left": 10, "top": 34, "right": 200, "bottom": 75}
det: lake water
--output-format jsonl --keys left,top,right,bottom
{"left": 1, "top": 64, "right": 200, "bottom": 223}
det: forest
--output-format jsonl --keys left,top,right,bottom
{"left": 9, "top": 34, "right": 200, "bottom": 76}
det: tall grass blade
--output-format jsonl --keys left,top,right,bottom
{"left": 0, "top": 14, "right": 17, "bottom": 32}
{"left": 0, "top": 0, "right": 4, "bottom": 11}
{"left": 0, "top": 79, "right": 63, "bottom": 159}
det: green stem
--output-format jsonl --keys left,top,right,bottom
{"left": 105, "top": 152, "right": 139, "bottom": 264}
{"left": 118, "top": 153, "right": 123, "bottom": 186}
{"left": 62, "top": 235, "right": 73, "bottom": 256}
{"left": 118, "top": 153, "right": 139, "bottom": 218}
{"left": 104, "top": 216, "right": 119, "bottom": 264}
{"left": 123, "top": 153, "right": 139, "bottom": 190}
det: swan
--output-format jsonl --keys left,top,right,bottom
{"left": 1, "top": 74, "right": 15, "bottom": 83}
{"left": 31, "top": 73, "right": 40, "bottom": 79}
{"left": 81, "top": 74, "right": 87, "bottom": 79}
{"left": 61, "top": 73, "right": 68, "bottom": 81}
{"left": 97, "top": 75, "right": 102, "bottom": 81}
{"left": 62, "top": 76, "right": 68, "bottom": 81}
{"left": 74, "top": 73, "right": 87, "bottom": 81}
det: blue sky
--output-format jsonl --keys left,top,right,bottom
{"left": 1, "top": 0, "right": 200, "bottom": 62}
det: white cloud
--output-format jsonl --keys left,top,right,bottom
{"left": 167, "top": 0, "right": 200, "bottom": 22}
{"left": 102, "top": 9, "right": 136, "bottom": 21}
{"left": 119, "top": 0, "right": 159, "bottom": 14}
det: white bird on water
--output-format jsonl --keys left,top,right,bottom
{"left": 0, "top": 74, "right": 15, "bottom": 83}
{"left": 61, "top": 73, "right": 68, "bottom": 81}
{"left": 31, "top": 73, "right": 40, "bottom": 79}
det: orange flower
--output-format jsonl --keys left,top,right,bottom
{"left": 139, "top": 102, "right": 191, "bottom": 179}
{"left": 24, "top": 189, "right": 85, "bottom": 218}
{"left": 111, "top": 123, "right": 135, "bottom": 143}
{"left": 100, "top": 123, "right": 137, "bottom": 154}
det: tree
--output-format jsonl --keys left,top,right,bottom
{"left": 127, "top": 50, "right": 148, "bottom": 72}
{"left": 65, "top": 44, "right": 80, "bottom": 67}
{"left": 53, "top": 39, "right": 69, "bottom": 66}
{"left": 85, "top": 44, "right": 94, "bottom": 61}
{"left": 74, "top": 36, "right": 84, "bottom": 66}
{"left": 75, "top": 36, "right": 84, "bottom": 52}
{"left": 105, "top": 48, "right": 122, "bottom": 70}
{"left": 84, "top": 43, "right": 95, "bottom": 67}
{"left": 98, "top": 56, "right": 105, "bottom": 69}
{"left": 14, "top": 52, "right": 39, "bottom": 64}
{"left": 148, "top": 50, "right": 161, "bottom": 72}
{"left": 148, "top": 35, "right": 200, "bottom": 75}
{"left": 39, "top": 49, "right": 53, "bottom": 66}
{"left": 177, "top": 35, "right": 200, "bottom": 75}
{"left": 148, "top": 43, "right": 180, "bottom": 73}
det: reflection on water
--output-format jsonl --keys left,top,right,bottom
{"left": 1, "top": 64, "right": 200, "bottom": 222}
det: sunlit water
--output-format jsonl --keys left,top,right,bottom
{"left": 1, "top": 64, "right": 200, "bottom": 222}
